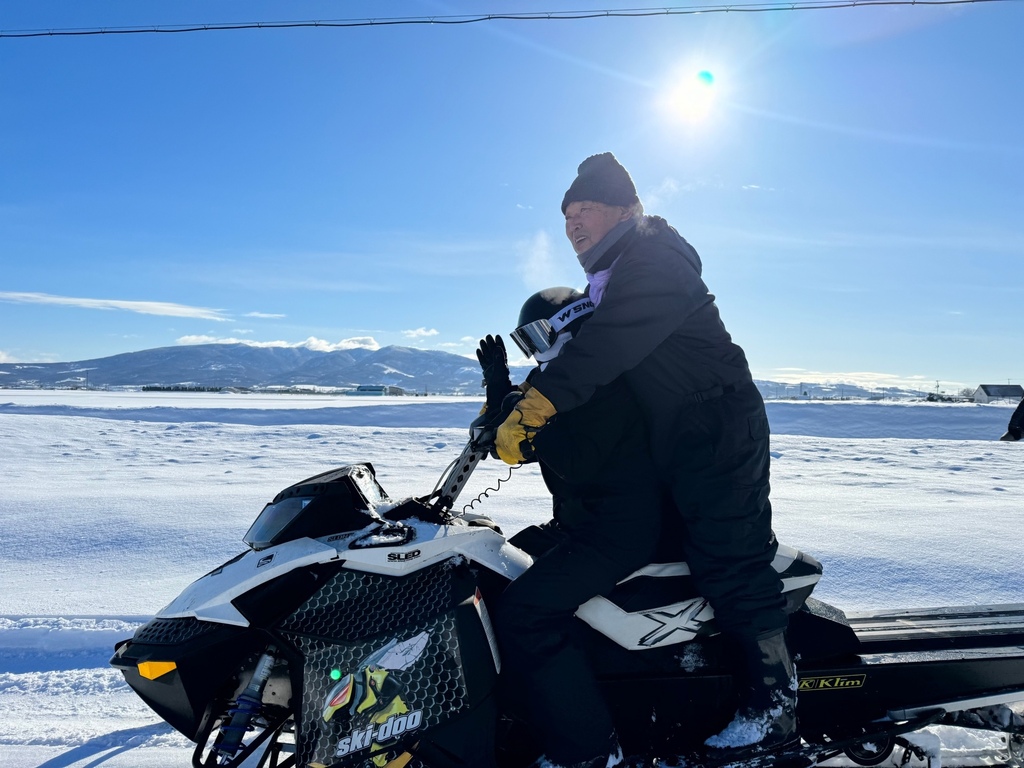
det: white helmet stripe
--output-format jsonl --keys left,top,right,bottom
{"left": 548, "top": 297, "right": 595, "bottom": 333}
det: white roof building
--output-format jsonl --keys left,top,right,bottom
{"left": 973, "top": 384, "right": 1024, "bottom": 404}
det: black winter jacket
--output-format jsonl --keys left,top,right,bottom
{"left": 530, "top": 376, "right": 662, "bottom": 532}
{"left": 532, "top": 217, "right": 753, "bottom": 430}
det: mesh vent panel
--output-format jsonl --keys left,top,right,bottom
{"left": 279, "top": 562, "right": 471, "bottom": 767}
{"left": 279, "top": 563, "right": 454, "bottom": 642}
{"left": 133, "top": 617, "right": 217, "bottom": 645}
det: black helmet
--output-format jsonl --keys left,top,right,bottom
{"left": 510, "top": 287, "right": 595, "bottom": 363}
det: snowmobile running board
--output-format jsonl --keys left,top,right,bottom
{"left": 848, "top": 602, "right": 1024, "bottom": 652}
{"left": 841, "top": 603, "right": 1024, "bottom": 732}
{"left": 778, "top": 599, "right": 1024, "bottom": 753}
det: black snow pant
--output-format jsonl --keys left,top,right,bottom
{"left": 495, "top": 506, "right": 662, "bottom": 765}
{"left": 659, "top": 380, "right": 787, "bottom": 641}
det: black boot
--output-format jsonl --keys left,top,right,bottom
{"left": 705, "top": 632, "right": 799, "bottom": 756}
{"left": 1000, "top": 428, "right": 1021, "bottom": 442}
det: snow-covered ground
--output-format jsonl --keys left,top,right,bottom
{"left": 1, "top": 390, "right": 1021, "bottom": 767}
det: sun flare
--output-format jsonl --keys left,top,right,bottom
{"left": 660, "top": 68, "right": 720, "bottom": 124}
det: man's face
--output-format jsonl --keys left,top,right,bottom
{"left": 564, "top": 201, "right": 631, "bottom": 255}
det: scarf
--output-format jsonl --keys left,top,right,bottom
{"left": 576, "top": 219, "right": 636, "bottom": 306}
{"left": 575, "top": 218, "right": 636, "bottom": 274}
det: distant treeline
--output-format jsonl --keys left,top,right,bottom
{"left": 142, "top": 386, "right": 231, "bottom": 392}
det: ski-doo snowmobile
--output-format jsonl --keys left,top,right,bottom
{"left": 111, "top": 414, "right": 1024, "bottom": 768}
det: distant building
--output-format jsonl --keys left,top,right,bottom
{"left": 973, "top": 384, "right": 1024, "bottom": 404}
{"left": 347, "top": 385, "right": 406, "bottom": 396}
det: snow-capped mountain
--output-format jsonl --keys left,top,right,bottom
{"left": 0, "top": 343, "right": 932, "bottom": 399}
{"left": 0, "top": 343, "right": 484, "bottom": 394}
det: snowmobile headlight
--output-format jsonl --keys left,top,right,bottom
{"left": 137, "top": 660, "right": 177, "bottom": 680}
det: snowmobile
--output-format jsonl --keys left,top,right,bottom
{"left": 111, "top": 411, "right": 1024, "bottom": 768}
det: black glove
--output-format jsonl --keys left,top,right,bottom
{"left": 476, "top": 334, "right": 513, "bottom": 411}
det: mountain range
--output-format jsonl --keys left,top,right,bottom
{"left": 0, "top": 343, "right": 485, "bottom": 394}
{"left": 0, "top": 343, "right": 936, "bottom": 400}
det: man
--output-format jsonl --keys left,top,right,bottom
{"left": 495, "top": 153, "right": 796, "bottom": 756}
{"left": 1001, "top": 396, "right": 1024, "bottom": 441}
{"left": 478, "top": 288, "right": 671, "bottom": 768}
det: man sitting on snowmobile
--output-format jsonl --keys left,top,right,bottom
{"left": 476, "top": 287, "right": 674, "bottom": 768}
{"left": 493, "top": 153, "right": 797, "bottom": 758}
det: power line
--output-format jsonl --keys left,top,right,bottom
{"left": 1, "top": 0, "right": 1017, "bottom": 39}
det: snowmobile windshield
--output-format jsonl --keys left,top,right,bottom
{"left": 243, "top": 496, "right": 314, "bottom": 551}
{"left": 349, "top": 467, "right": 388, "bottom": 506}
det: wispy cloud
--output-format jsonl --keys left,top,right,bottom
{"left": 644, "top": 178, "right": 681, "bottom": 210}
{"left": 402, "top": 327, "right": 439, "bottom": 339}
{"left": 0, "top": 350, "right": 15, "bottom": 364}
{"left": 0, "top": 292, "right": 229, "bottom": 321}
{"left": 644, "top": 177, "right": 718, "bottom": 211}
{"left": 304, "top": 336, "right": 380, "bottom": 352}
{"left": 244, "top": 311, "right": 286, "bottom": 319}
{"left": 176, "top": 335, "right": 380, "bottom": 351}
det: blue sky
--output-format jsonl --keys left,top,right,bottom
{"left": 2, "top": 1, "right": 1022, "bottom": 392}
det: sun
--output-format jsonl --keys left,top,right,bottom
{"left": 659, "top": 68, "right": 721, "bottom": 125}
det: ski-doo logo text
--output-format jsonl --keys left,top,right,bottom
{"left": 334, "top": 709, "right": 423, "bottom": 757}
{"left": 387, "top": 549, "right": 421, "bottom": 562}
{"left": 557, "top": 300, "right": 594, "bottom": 323}
{"left": 799, "top": 674, "right": 866, "bottom": 691}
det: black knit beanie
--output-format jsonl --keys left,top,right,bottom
{"left": 561, "top": 152, "right": 639, "bottom": 214}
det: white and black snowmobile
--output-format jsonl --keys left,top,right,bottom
{"left": 111, "top": 413, "right": 1024, "bottom": 768}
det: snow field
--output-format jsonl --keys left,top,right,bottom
{"left": 0, "top": 392, "right": 1021, "bottom": 767}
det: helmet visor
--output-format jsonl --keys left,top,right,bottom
{"left": 510, "top": 318, "right": 557, "bottom": 358}
{"left": 510, "top": 296, "right": 595, "bottom": 359}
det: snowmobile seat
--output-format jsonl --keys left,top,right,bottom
{"left": 573, "top": 544, "right": 825, "bottom": 651}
